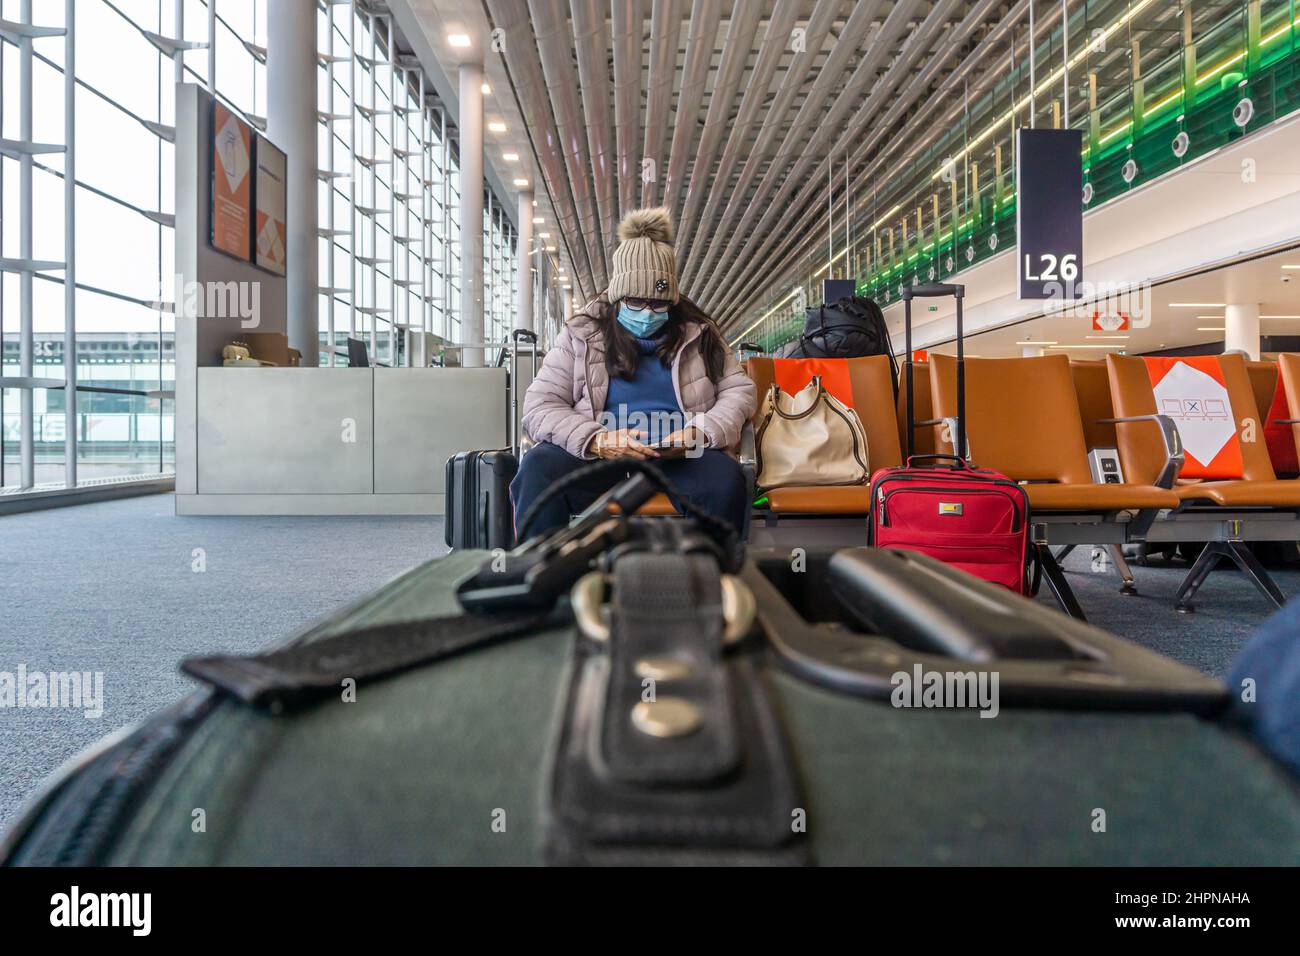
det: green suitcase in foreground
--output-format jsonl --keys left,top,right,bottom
{"left": 4, "top": 542, "right": 1299, "bottom": 866}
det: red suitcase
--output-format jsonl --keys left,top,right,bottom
{"left": 869, "top": 283, "right": 1032, "bottom": 594}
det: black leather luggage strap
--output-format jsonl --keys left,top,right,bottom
{"left": 181, "top": 608, "right": 552, "bottom": 711}
{"left": 547, "top": 551, "right": 808, "bottom": 865}
{"left": 602, "top": 553, "right": 737, "bottom": 784}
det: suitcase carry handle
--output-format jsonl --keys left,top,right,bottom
{"left": 903, "top": 282, "right": 965, "bottom": 463}
{"left": 902, "top": 283, "right": 965, "bottom": 300}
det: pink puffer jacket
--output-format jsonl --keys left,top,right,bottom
{"left": 522, "top": 294, "right": 757, "bottom": 459}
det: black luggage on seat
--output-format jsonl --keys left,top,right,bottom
{"left": 443, "top": 329, "right": 537, "bottom": 550}
{"left": 781, "top": 294, "right": 897, "bottom": 374}
{"left": 4, "top": 468, "right": 1299, "bottom": 867}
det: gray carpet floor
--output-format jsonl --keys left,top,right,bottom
{"left": 0, "top": 494, "right": 444, "bottom": 829}
{"left": 1, "top": 494, "right": 1295, "bottom": 830}
{"left": 1033, "top": 547, "right": 1298, "bottom": 677}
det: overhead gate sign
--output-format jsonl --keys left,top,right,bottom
{"left": 1016, "top": 128, "right": 1084, "bottom": 300}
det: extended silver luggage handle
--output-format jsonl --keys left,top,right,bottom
{"left": 510, "top": 328, "right": 539, "bottom": 455}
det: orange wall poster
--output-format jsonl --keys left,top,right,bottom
{"left": 253, "top": 136, "right": 287, "bottom": 276}
{"left": 211, "top": 102, "right": 252, "bottom": 261}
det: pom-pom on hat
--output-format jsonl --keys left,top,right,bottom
{"left": 606, "top": 207, "right": 679, "bottom": 305}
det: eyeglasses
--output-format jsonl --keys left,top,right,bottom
{"left": 623, "top": 297, "right": 671, "bottom": 311}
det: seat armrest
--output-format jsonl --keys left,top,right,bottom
{"left": 737, "top": 421, "right": 757, "bottom": 542}
{"left": 739, "top": 420, "right": 757, "bottom": 469}
{"left": 1098, "top": 415, "right": 1184, "bottom": 488}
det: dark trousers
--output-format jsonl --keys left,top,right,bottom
{"left": 510, "top": 440, "right": 748, "bottom": 539}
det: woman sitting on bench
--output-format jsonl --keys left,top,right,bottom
{"left": 513, "top": 207, "right": 756, "bottom": 538}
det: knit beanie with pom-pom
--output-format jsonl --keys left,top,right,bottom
{"left": 606, "top": 207, "right": 679, "bottom": 305}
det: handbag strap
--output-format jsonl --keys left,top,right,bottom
{"left": 768, "top": 375, "right": 824, "bottom": 421}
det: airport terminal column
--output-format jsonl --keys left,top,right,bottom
{"left": 267, "top": 0, "right": 319, "bottom": 364}
{"left": 459, "top": 62, "right": 485, "bottom": 366}
{"left": 1225, "top": 303, "right": 1261, "bottom": 360}
{"left": 516, "top": 191, "right": 534, "bottom": 332}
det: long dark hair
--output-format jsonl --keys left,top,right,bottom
{"left": 600, "top": 297, "right": 729, "bottom": 383}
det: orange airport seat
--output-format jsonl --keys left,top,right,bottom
{"left": 897, "top": 360, "right": 937, "bottom": 457}
{"left": 745, "top": 355, "right": 901, "bottom": 514}
{"left": 1107, "top": 353, "right": 1300, "bottom": 508}
{"left": 1106, "top": 352, "right": 1299, "bottom": 610}
{"left": 1071, "top": 360, "right": 1118, "bottom": 452}
{"left": 929, "top": 354, "right": 1180, "bottom": 513}
{"left": 1246, "top": 359, "right": 1279, "bottom": 430}
{"left": 1277, "top": 353, "right": 1300, "bottom": 461}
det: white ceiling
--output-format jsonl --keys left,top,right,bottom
{"left": 391, "top": 0, "right": 575, "bottom": 284}
{"left": 401, "top": 0, "right": 1056, "bottom": 324}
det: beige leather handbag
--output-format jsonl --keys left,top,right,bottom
{"left": 755, "top": 375, "right": 870, "bottom": 490}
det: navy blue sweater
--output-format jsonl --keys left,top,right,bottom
{"left": 605, "top": 335, "right": 681, "bottom": 436}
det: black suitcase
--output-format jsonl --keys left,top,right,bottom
{"left": 443, "top": 329, "right": 538, "bottom": 550}
{"left": 443, "top": 449, "right": 518, "bottom": 550}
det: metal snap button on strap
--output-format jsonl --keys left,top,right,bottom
{"left": 635, "top": 656, "right": 693, "bottom": 681}
{"left": 631, "top": 697, "right": 702, "bottom": 738}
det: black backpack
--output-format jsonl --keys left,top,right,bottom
{"left": 780, "top": 295, "right": 898, "bottom": 393}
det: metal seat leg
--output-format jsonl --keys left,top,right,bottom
{"left": 1108, "top": 544, "right": 1137, "bottom": 596}
{"left": 1175, "top": 539, "right": 1287, "bottom": 613}
{"left": 1175, "top": 542, "right": 1228, "bottom": 613}
{"left": 1225, "top": 541, "right": 1286, "bottom": 610}
{"left": 1036, "top": 544, "right": 1087, "bottom": 621}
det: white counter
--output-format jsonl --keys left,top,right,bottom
{"left": 176, "top": 366, "right": 508, "bottom": 515}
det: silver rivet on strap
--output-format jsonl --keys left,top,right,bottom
{"left": 631, "top": 697, "right": 702, "bottom": 738}
{"left": 634, "top": 656, "right": 693, "bottom": 681}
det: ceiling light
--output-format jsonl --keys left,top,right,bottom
{"left": 1261, "top": 314, "right": 1300, "bottom": 319}
{"left": 481, "top": 83, "right": 491, "bottom": 95}
{"left": 1281, "top": 265, "right": 1300, "bottom": 270}
{"left": 546, "top": 245, "right": 557, "bottom": 251}
{"left": 503, "top": 152, "right": 518, "bottom": 162}
{"left": 538, "top": 232, "right": 550, "bottom": 238}
{"left": 1169, "top": 302, "right": 1226, "bottom": 308}
{"left": 532, "top": 216, "right": 544, "bottom": 223}
{"left": 488, "top": 121, "right": 507, "bottom": 133}
{"left": 1197, "top": 326, "right": 1226, "bottom": 331}
{"left": 447, "top": 33, "right": 471, "bottom": 48}
{"left": 1018, "top": 340, "right": 1058, "bottom": 345}
{"left": 513, "top": 178, "right": 528, "bottom": 186}
{"left": 1195, "top": 315, "right": 1225, "bottom": 320}
{"left": 1047, "top": 344, "right": 1121, "bottom": 349}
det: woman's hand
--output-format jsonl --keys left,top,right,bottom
{"left": 655, "top": 427, "right": 708, "bottom": 458}
{"left": 589, "top": 428, "right": 659, "bottom": 460}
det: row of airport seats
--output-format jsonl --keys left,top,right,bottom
{"left": 634, "top": 351, "right": 1300, "bottom": 619}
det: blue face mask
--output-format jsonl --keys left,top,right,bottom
{"left": 617, "top": 302, "right": 670, "bottom": 339}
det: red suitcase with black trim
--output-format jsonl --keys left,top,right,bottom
{"left": 868, "top": 283, "right": 1032, "bottom": 594}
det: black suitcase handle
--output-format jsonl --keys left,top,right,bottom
{"left": 903, "top": 282, "right": 965, "bottom": 462}
{"left": 905, "top": 453, "right": 969, "bottom": 470}
{"left": 903, "top": 283, "right": 965, "bottom": 300}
